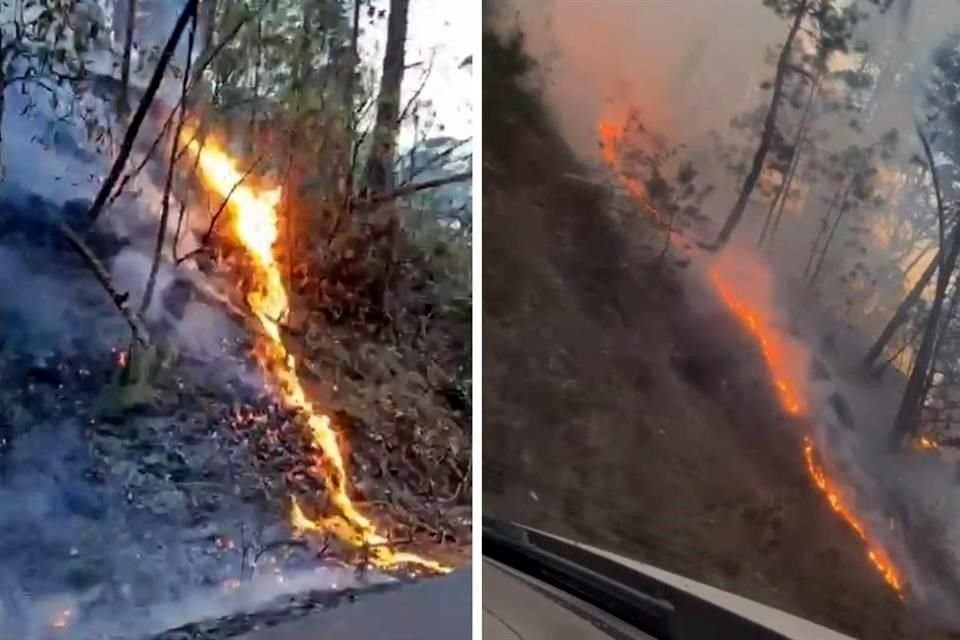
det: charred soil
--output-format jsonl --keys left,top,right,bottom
{"left": 481, "top": 28, "right": 936, "bottom": 639}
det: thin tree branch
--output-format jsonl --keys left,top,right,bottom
{"left": 917, "top": 121, "right": 946, "bottom": 275}
{"left": 106, "top": 11, "right": 253, "bottom": 209}
{"left": 397, "top": 52, "right": 434, "bottom": 125}
{"left": 176, "top": 153, "right": 267, "bottom": 264}
{"left": 363, "top": 171, "right": 471, "bottom": 207}
{"left": 141, "top": 5, "right": 199, "bottom": 315}
{"left": 87, "top": 0, "right": 200, "bottom": 223}
{"left": 402, "top": 139, "right": 470, "bottom": 185}
{"left": 56, "top": 223, "right": 150, "bottom": 347}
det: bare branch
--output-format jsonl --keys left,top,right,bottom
{"left": 402, "top": 138, "right": 470, "bottom": 185}
{"left": 141, "top": 5, "right": 199, "bottom": 315}
{"left": 106, "top": 11, "right": 254, "bottom": 209}
{"left": 176, "top": 153, "right": 267, "bottom": 264}
{"left": 364, "top": 171, "right": 471, "bottom": 207}
{"left": 87, "top": 0, "right": 200, "bottom": 223}
{"left": 397, "top": 52, "right": 434, "bottom": 124}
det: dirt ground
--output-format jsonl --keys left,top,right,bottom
{"left": 481, "top": 30, "right": 953, "bottom": 640}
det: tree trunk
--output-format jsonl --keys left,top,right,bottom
{"left": 190, "top": 0, "right": 218, "bottom": 88}
{"left": 248, "top": 14, "right": 262, "bottom": 153}
{"left": 713, "top": 0, "right": 807, "bottom": 248}
{"left": 758, "top": 68, "right": 819, "bottom": 247}
{"left": 0, "top": 65, "right": 5, "bottom": 177}
{"left": 802, "top": 180, "right": 845, "bottom": 278}
{"left": 88, "top": 0, "right": 200, "bottom": 223}
{"left": 362, "top": 0, "right": 410, "bottom": 195}
{"left": 808, "top": 179, "right": 855, "bottom": 286}
{"left": 342, "top": 0, "right": 362, "bottom": 201}
{"left": 890, "top": 192, "right": 960, "bottom": 450}
{"left": 119, "top": 0, "right": 137, "bottom": 116}
{"left": 863, "top": 241, "right": 946, "bottom": 369}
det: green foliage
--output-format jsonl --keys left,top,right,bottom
{"left": 1, "top": 1, "right": 108, "bottom": 99}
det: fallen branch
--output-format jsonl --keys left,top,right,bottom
{"left": 253, "top": 538, "right": 313, "bottom": 565}
{"left": 87, "top": 0, "right": 200, "bottom": 223}
{"left": 56, "top": 223, "right": 151, "bottom": 347}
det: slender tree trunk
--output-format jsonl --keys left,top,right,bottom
{"left": 890, "top": 171, "right": 960, "bottom": 450}
{"left": 758, "top": 68, "right": 819, "bottom": 247}
{"left": 713, "top": 0, "right": 807, "bottom": 248}
{"left": 189, "top": 0, "right": 218, "bottom": 90}
{"left": 863, "top": 242, "right": 946, "bottom": 369}
{"left": 362, "top": 0, "right": 410, "bottom": 195}
{"left": 809, "top": 179, "right": 855, "bottom": 286}
{"left": 342, "top": 0, "right": 362, "bottom": 201}
{"left": 803, "top": 180, "right": 845, "bottom": 278}
{"left": 904, "top": 242, "right": 935, "bottom": 275}
{"left": 119, "top": 0, "right": 137, "bottom": 116}
{"left": 88, "top": 0, "right": 200, "bottom": 223}
{"left": 248, "top": 14, "right": 262, "bottom": 153}
{"left": 0, "top": 62, "right": 5, "bottom": 176}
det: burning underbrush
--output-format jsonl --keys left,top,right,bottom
{"left": 0, "top": 116, "right": 469, "bottom": 639}
{"left": 596, "top": 108, "right": 922, "bottom": 601}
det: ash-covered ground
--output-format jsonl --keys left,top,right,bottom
{"left": 0, "top": 83, "right": 464, "bottom": 640}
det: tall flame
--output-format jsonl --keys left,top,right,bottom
{"left": 598, "top": 114, "right": 905, "bottom": 596}
{"left": 182, "top": 131, "right": 447, "bottom": 573}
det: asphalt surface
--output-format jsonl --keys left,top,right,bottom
{"left": 234, "top": 569, "right": 472, "bottom": 640}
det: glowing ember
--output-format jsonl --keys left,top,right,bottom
{"left": 916, "top": 435, "right": 939, "bottom": 450}
{"left": 181, "top": 130, "right": 448, "bottom": 573}
{"left": 598, "top": 113, "right": 905, "bottom": 597}
{"left": 51, "top": 609, "right": 73, "bottom": 629}
{"left": 803, "top": 437, "right": 903, "bottom": 593}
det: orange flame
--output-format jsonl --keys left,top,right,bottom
{"left": 802, "top": 436, "right": 903, "bottom": 592}
{"left": 181, "top": 130, "right": 447, "bottom": 573}
{"left": 916, "top": 435, "right": 939, "bottom": 450}
{"left": 598, "top": 112, "right": 661, "bottom": 222}
{"left": 709, "top": 271, "right": 803, "bottom": 415}
{"left": 598, "top": 113, "right": 905, "bottom": 597}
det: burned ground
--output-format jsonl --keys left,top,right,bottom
{"left": 480, "top": 28, "right": 946, "bottom": 639}
{"left": 0, "top": 118, "right": 469, "bottom": 640}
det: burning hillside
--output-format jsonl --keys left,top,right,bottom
{"left": 598, "top": 109, "right": 908, "bottom": 598}
{"left": 598, "top": 107, "right": 906, "bottom": 597}
{"left": 181, "top": 130, "right": 450, "bottom": 573}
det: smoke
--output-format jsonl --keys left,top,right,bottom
{"left": 0, "top": 7, "right": 313, "bottom": 639}
{"left": 500, "top": 0, "right": 785, "bottom": 161}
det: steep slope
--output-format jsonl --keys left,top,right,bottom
{"left": 481, "top": 28, "right": 927, "bottom": 639}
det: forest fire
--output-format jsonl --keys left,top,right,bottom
{"left": 598, "top": 112, "right": 665, "bottom": 224}
{"left": 180, "top": 130, "right": 447, "bottom": 574}
{"left": 597, "top": 115, "right": 905, "bottom": 597}
{"left": 802, "top": 436, "right": 903, "bottom": 593}
{"left": 711, "top": 261, "right": 904, "bottom": 596}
